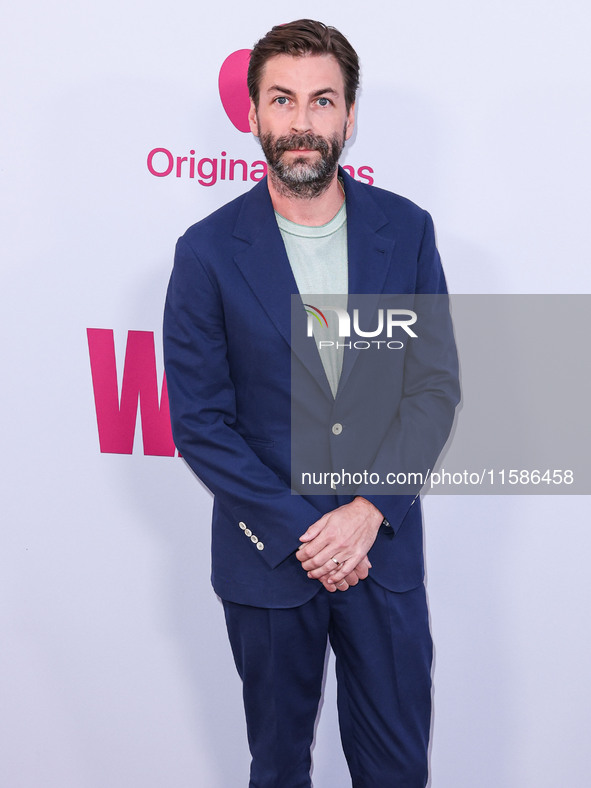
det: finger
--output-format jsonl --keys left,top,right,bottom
{"left": 325, "top": 557, "right": 361, "bottom": 585}
{"left": 296, "top": 533, "right": 332, "bottom": 563}
{"left": 320, "top": 577, "right": 338, "bottom": 593}
{"left": 296, "top": 541, "right": 324, "bottom": 563}
{"left": 335, "top": 579, "right": 350, "bottom": 592}
{"left": 344, "top": 571, "right": 359, "bottom": 587}
{"left": 299, "top": 516, "right": 328, "bottom": 543}
{"left": 307, "top": 554, "right": 351, "bottom": 579}
{"left": 301, "top": 548, "right": 341, "bottom": 574}
{"left": 353, "top": 556, "right": 371, "bottom": 580}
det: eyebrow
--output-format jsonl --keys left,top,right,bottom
{"left": 266, "top": 85, "right": 339, "bottom": 98}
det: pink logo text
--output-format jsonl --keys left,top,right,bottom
{"left": 87, "top": 329, "right": 176, "bottom": 456}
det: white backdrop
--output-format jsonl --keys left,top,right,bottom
{"left": 2, "top": 1, "right": 590, "bottom": 786}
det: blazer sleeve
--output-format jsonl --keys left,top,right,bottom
{"left": 163, "top": 235, "right": 323, "bottom": 570}
{"left": 360, "top": 211, "right": 461, "bottom": 532}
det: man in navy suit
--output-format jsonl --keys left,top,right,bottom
{"left": 164, "top": 19, "right": 459, "bottom": 788}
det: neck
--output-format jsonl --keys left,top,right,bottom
{"left": 267, "top": 171, "right": 344, "bottom": 226}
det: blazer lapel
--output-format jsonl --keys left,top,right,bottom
{"left": 337, "top": 170, "right": 397, "bottom": 394}
{"left": 231, "top": 173, "right": 401, "bottom": 400}
{"left": 232, "top": 179, "right": 332, "bottom": 399}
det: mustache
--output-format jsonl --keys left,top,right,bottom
{"left": 271, "top": 133, "right": 330, "bottom": 155}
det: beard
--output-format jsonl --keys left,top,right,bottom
{"left": 259, "top": 128, "right": 346, "bottom": 199}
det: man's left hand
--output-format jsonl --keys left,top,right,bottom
{"left": 318, "top": 555, "right": 372, "bottom": 593}
{"left": 296, "top": 498, "right": 383, "bottom": 586}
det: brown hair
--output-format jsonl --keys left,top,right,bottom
{"left": 247, "top": 19, "right": 360, "bottom": 111}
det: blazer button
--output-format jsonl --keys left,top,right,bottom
{"left": 250, "top": 535, "right": 258, "bottom": 543}
{"left": 244, "top": 528, "right": 252, "bottom": 537}
{"left": 256, "top": 542, "right": 264, "bottom": 550}
{"left": 239, "top": 521, "right": 247, "bottom": 530}
{"left": 331, "top": 423, "right": 343, "bottom": 435}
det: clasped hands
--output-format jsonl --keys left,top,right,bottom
{"left": 296, "top": 497, "right": 383, "bottom": 592}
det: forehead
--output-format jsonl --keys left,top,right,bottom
{"left": 258, "top": 53, "right": 345, "bottom": 96}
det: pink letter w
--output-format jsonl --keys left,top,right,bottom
{"left": 87, "top": 329, "right": 176, "bottom": 456}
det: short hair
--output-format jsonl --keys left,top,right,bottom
{"left": 247, "top": 19, "right": 360, "bottom": 111}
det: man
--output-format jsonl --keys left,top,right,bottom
{"left": 163, "top": 19, "right": 459, "bottom": 787}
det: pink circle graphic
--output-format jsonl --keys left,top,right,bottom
{"left": 218, "top": 49, "right": 252, "bottom": 133}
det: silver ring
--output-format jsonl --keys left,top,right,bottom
{"left": 337, "top": 580, "right": 347, "bottom": 587}
{"left": 330, "top": 557, "right": 341, "bottom": 566}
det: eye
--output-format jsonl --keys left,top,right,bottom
{"left": 274, "top": 96, "right": 289, "bottom": 105}
{"left": 316, "top": 97, "right": 331, "bottom": 107}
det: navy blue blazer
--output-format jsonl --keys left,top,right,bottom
{"left": 163, "top": 169, "right": 459, "bottom": 608}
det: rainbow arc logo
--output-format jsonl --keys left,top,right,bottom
{"left": 303, "top": 304, "right": 329, "bottom": 329}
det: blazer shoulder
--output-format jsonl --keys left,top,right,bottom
{"left": 179, "top": 188, "right": 251, "bottom": 249}
{"left": 181, "top": 179, "right": 270, "bottom": 247}
{"left": 340, "top": 169, "right": 431, "bottom": 235}
{"left": 353, "top": 177, "right": 429, "bottom": 222}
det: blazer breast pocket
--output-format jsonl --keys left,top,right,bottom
{"left": 243, "top": 435, "right": 276, "bottom": 449}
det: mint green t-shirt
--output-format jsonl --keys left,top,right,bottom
{"left": 276, "top": 199, "right": 348, "bottom": 398}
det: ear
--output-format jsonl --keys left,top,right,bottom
{"left": 248, "top": 98, "right": 259, "bottom": 138}
{"left": 344, "top": 102, "right": 355, "bottom": 141}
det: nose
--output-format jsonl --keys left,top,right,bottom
{"left": 291, "top": 103, "right": 312, "bottom": 134}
